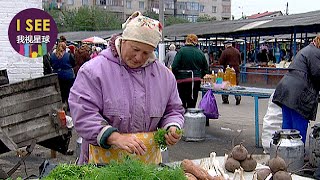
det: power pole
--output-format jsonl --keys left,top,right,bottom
{"left": 159, "top": 0, "right": 164, "bottom": 42}
{"left": 158, "top": 0, "right": 165, "bottom": 65}
{"left": 174, "top": 0, "right": 177, "bottom": 17}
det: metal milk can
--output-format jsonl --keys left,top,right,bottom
{"left": 183, "top": 108, "right": 206, "bottom": 142}
{"left": 270, "top": 129, "right": 304, "bottom": 172}
{"left": 309, "top": 123, "right": 320, "bottom": 167}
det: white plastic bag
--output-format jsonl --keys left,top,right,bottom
{"left": 261, "top": 92, "right": 282, "bottom": 154}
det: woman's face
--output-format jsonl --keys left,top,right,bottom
{"left": 121, "top": 40, "right": 155, "bottom": 68}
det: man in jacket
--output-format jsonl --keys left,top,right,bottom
{"left": 219, "top": 41, "right": 242, "bottom": 105}
{"left": 273, "top": 35, "right": 320, "bottom": 144}
{"left": 164, "top": 44, "right": 177, "bottom": 68}
{"left": 172, "top": 34, "right": 209, "bottom": 109}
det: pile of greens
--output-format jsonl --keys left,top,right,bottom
{"left": 44, "top": 157, "right": 186, "bottom": 180}
{"left": 154, "top": 128, "right": 183, "bottom": 150}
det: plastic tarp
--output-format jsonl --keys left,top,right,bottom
{"left": 261, "top": 92, "right": 282, "bottom": 154}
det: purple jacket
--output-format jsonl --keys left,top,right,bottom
{"left": 69, "top": 48, "right": 184, "bottom": 164}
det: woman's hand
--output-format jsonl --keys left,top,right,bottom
{"left": 107, "top": 132, "right": 147, "bottom": 155}
{"left": 165, "top": 126, "right": 181, "bottom": 146}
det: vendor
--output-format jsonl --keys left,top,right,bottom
{"left": 69, "top": 11, "right": 184, "bottom": 165}
{"left": 273, "top": 35, "right": 320, "bottom": 144}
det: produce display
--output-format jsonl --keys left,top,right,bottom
{"left": 44, "top": 157, "right": 186, "bottom": 180}
{"left": 254, "top": 149, "right": 292, "bottom": 180}
{"left": 225, "top": 143, "right": 257, "bottom": 173}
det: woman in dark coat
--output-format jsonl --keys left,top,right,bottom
{"left": 272, "top": 35, "right": 320, "bottom": 144}
{"left": 50, "top": 42, "right": 75, "bottom": 104}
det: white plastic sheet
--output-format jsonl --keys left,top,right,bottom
{"left": 261, "top": 92, "right": 282, "bottom": 153}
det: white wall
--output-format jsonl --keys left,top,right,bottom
{"left": 0, "top": 0, "right": 43, "bottom": 83}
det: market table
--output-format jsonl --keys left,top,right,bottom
{"left": 168, "top": 154, "right": 315, "bottom": 180}
{"left": 201, "top": 86, "right": 275, "bottom": 147}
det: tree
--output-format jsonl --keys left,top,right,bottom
{"left": 197, "top": 14, "right": 216, "bottom": 22}
{"left": 165, "top": 16, "right": 190, "bottom": 26}
{"left": 45, "top": 6, "right": 122, "bottom": 32}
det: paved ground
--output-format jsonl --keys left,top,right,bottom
{"left": 1, "top": 92, "right": 319, "bottom": 179}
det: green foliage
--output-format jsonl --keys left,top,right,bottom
{"left": 45, "top": 7, "right": 122, "bottom": 32}
{"left": 143, "top": 11, "right": 159, "bottom": 21}
{"left": 165, "top": 16, "right": 190, "bottom": 26}
{"left": 197, "top": 14, "right": 216, "bottom": 22}
{"left": 44, "top": 157, "right": 186, "bottom": 180}
{"left": 154, "top": 128, "right": 183, "bottom": 150}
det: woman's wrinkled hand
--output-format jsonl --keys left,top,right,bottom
{"left": 165, "top": 126, "right": 182, "bottom": 146}
{"left": 107, "top": 132, "right": 147, "bottom": 155}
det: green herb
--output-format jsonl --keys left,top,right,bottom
{"left": 154, "top": 128, "right": 183, "bottom": 150}
{"left": 44, "top": 156, "right": 186, "bottom": 180}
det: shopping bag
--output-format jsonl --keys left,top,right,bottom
{"left": 199, "top": 90, "right": 219, "bottom": 119}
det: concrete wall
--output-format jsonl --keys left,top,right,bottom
{"left": 0, "top": 0, "right": 43, "bottom": 83}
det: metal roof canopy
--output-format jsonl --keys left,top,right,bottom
{"left": 164, "top": 10, "right": 320, "bottom": 38}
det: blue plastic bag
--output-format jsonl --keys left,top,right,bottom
{"left": 199, "top": 90, "right": 219, "bottom": 119}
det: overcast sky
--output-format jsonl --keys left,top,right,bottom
{"left": 231, "top": 0, "right": 320, "bottom": 19}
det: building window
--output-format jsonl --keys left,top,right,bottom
{"left": 164, "top": 1, "right": 174, "bottom": 9}
{"left": 126, "top": 0, "right": 131, "bottom": 9}
{"left": 200, "top": 5, "right": 204, "bottom": 12}
{"left": 222, "top": 0, "right": 230, "bottom": 1}
{"left": 82, "top": 0, "right": 89, "bottom": 5}
{"left": 222, "top": 17, "right": 230, "bottom": 20}
{"left": 222, "top": 5, "right": 230, "bottom": 13}
{"left": 107, "top": 0, "right": 123, "bottom": 6}
{"left": 67, "top": 0, "right": 74, "bottom": 5}
{"left": 185, "top": 2, "right": 199, "bottom": 11}
{"left": 100, "top": 0, "right": 106, "bottom": 5}
{"left": 186, "top": 15, "right": 197, "bottom": 22}
{"left": 212, "top": 6, "right": 217, "bottom": 13}
{"left": 139, "top": 1, "right": 144, "bottom": 9}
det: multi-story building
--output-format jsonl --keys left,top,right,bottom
{"left": 43, "top": 0, "right": 231, "bottom": 22}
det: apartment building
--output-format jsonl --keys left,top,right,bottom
{"left": 43, "top": 0, "right": 231, "bottom": 22}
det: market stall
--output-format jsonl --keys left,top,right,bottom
{"left": 240, "top": 67, "right": 288, "bottom": 88}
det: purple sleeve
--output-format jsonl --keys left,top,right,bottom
{"left": 159, "top": 75, "right": 185, "bottom": 129}
{"left": 68, "top": 67, "right": 105, "bottom": 146}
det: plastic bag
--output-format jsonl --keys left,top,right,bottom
{"left": 261, "top": 92, "right": 282, "bottom": 154}
{"left": 199, "top": 90, "right": 219, "bottom": 119}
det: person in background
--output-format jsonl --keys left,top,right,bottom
{"left": 74, "top": 44, "right": 91, "bottom": 76}
{"left": 96, "top": 47, "right": 102, "bottom": 54}
{"left": 272, "top": 35, "right": 320, "bottom": 145}
{"left": 219, "top": 41, "right": 242, "bottom": 105}
{"left": 203, "top": 48, "right": 210, "bottom": 67}
{"left": 59, "top": 35, "right": 70, "bottom": 53}
{"left": 50, "top": 42, "right": 75, "bottom": 106}
{"left": 172, "top": 34, "right": 209, "bottom": 109}
{"left": 257, "top": 48, "right": 269, "bottom": 65}
{"left": 164, "top": 44, "right": 177, "bottom": 68}
{"left": 90, "top": 46, "right": 98, "bottom": 59}
{"left": 43, "top": 51, "right": 52, "bottom": 75}
{"left": 69, "top": 11, "right": 184, "bottom": 165}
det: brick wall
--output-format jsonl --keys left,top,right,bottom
{"left": 0, "top": 0, "right": 43, "bottom": 83}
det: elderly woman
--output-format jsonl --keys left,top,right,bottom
{"left": 69, "top": 11, "right": 184, "bottom": 165}
{"left": 273, "top": 35, "right": 320, "bottom": 144}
